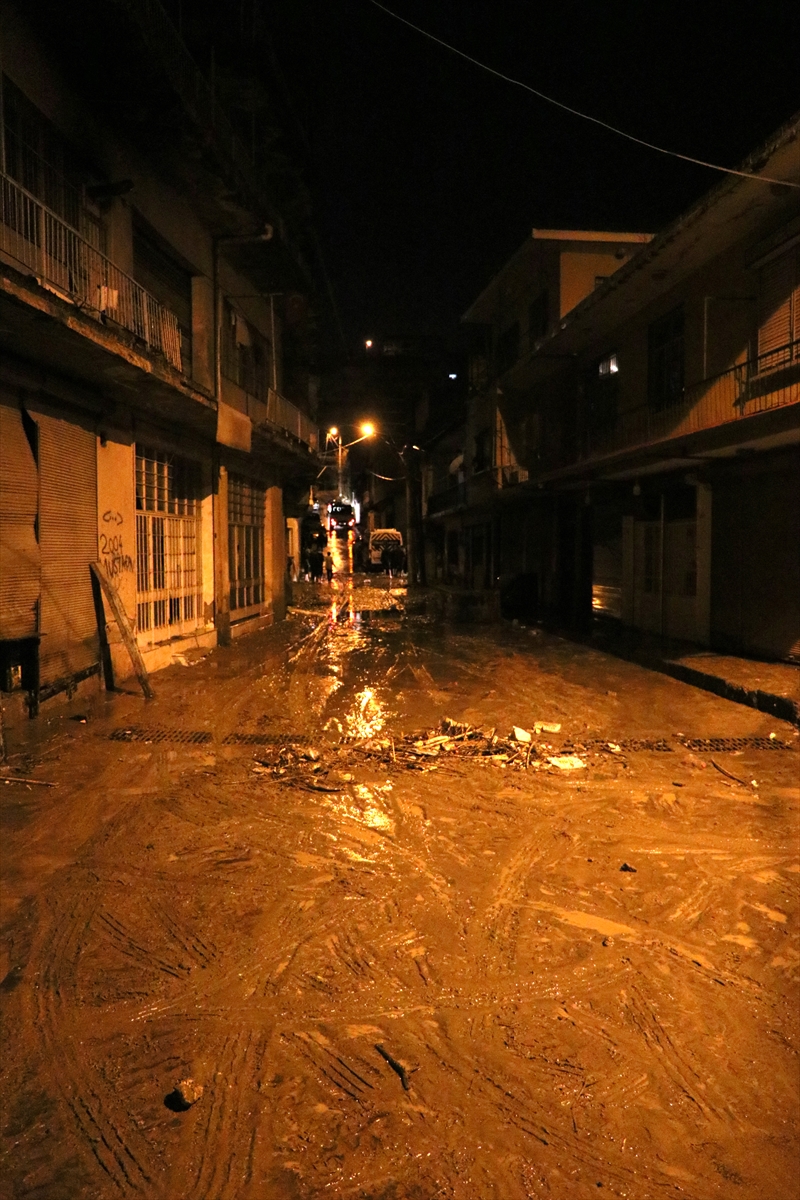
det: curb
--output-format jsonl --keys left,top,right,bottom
{"left": 660, "top": 660, "right": 800, "bottom": 728}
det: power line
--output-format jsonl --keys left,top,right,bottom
{"left": 365, "top": 0, "right": 800, "bottom": 190}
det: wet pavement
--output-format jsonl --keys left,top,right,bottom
{"left": 1, "top": 542, "right": 798, "bottom": 1199}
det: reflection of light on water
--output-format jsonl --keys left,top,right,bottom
{"left": 355, "top": 783, "right": 395, "bottom": 833}
{"left": 345, "top": 687, "right": 386, "bottom": 739}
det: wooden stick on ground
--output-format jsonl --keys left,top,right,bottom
{"left": 1, "top": 776, "right": 55, "bottom": 787}
{"left": 90, "top": 562, "right": 155, "bottom": 700}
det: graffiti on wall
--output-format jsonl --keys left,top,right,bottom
{"left": 101, "top": 511, "right": 133, "bottom": 579}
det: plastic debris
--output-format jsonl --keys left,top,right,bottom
{"left": 619, "top": 863, "right": 637, "bottom": 873}
{"left": 513, "top": 726, "right": 532, "bottom": 743}
{"left": 547, "top": 755, "right": 586, "bottom": 770}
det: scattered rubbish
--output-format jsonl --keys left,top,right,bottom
{"left": 672, "top": 781, "right": 685, "bottom": 787}
{"left": 513, "top": 726, "right": 532, "bottom": 743}
{"left": 619, "top": 863, "right": 637, "bottom": 873}
{"left": 1, "top": 775, "right": 56, "bottom": 787}
{"left": 607, "top": 742, "right": 622, "bottom": 754}
{"left": 547, "top": 755, "right": 586, "bottom": 771}
{"left": 375, "top": 1043, "right": 411, "bottom": 1091}
{"left": 534, "top": 721, "right": 562, "bottom": 734}
{"left": 165, "top": 1078, "right": 203, "bottom": 1110}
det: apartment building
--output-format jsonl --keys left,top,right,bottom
{"left": 427, "top": 118, "right": 800, "bottom": 659}
{"left": 423, "top": 229, "right": 651, "bottom": 603}
{"left": 0, "top": 0, "right": 319, "bottom": 715}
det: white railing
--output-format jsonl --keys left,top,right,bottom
{"left": 265, "top": 388, "right": 318, "bottom": 449}
{"left": 1, "top": 172, "right": 182, "bottom": 371}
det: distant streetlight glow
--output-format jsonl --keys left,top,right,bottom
{"left": 365, "top": 339, "right": 373, "bottom": 349}
{"left": 360, "top": 421, "right": 376, "bottom": 438}
{"left": 448, "top": 373, "right": 457, "bottom": 380}
{"left": 328, "top": 426, "right": 338, "bottom": 438}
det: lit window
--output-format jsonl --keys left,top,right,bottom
{"left": 448, "top": 373, "right": 457, "bottom": 380}
{"left": 598, "top": 353, "right": 618, "bottom": 376}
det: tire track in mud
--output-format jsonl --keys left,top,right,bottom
{"left": 30, "top": 876, "right": 159, "bottom": 1195}
{"left": 187, "top": 1030, "right": 268, "bottom": 1200}
{"left": 290, "top": 1029, "right": 381, "bottom": 1104}
{"left": 621, "top": 981, "right": 740, "bottom": 1127}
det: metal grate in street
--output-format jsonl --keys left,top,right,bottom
{"left": 678, "top": 736, "right": 794, "bottom": 752}
{"left": 563, "top": 738, "right": 675, "bottom": 753}
{"left": 109, "top": 726, "right": 212, "bottom": 745}
{"left": 221, "top": 732, "right": 312, "bottom": 746}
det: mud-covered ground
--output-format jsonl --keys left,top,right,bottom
{"left": 1, "top": 570, "right": 798, "bottom": 1200}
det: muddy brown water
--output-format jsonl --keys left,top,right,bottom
{"left": 1, "top": 582, "right": 798, "bottom": 1198}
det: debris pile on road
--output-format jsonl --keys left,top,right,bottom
{"left": 252, "top": 716, "right": 593, "bottom": 787}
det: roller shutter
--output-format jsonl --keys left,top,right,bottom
{"left": 32, "top": 407, "right": 99, "bottom": 685}
{"left": 758, "top": 247, "right": 799, "bottom": 369}
{"left": 0, "top": 400, "right": 40, "bottom": 639}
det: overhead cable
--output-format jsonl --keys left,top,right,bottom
{"left": 365, "top": 0, "right": 800, "bottom": 189}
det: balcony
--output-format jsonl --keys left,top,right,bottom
{"left": 263, "top": 389, "right": 318, "bottom": 450}
{"left": 427, "top": 462, "right": 531, "bottom": 517}
{"left": 1, "top": 172, "right": 182, "bottom": 371}
{"left": 580, "top": 343, "right": 800, "bottom": 464}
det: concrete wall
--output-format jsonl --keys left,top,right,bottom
{"left": 96, "top": 433, "right": 137, "bottom": 683}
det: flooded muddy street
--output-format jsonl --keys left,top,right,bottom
{"left": 1, "top": 574, "right": 798, "bottom": 1200}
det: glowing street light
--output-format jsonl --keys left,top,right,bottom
{"left": 365, "top": 339, "right": 373, "bottom": 349}
{"left": 326, "top": 422, "right": 378, "bottom": 496}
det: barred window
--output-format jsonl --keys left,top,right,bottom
{"left": 135, "top": 446, "right": 202, "bottom": 638}
{"left": 136, "top": 445, "right": 200, "bottom": 515}
{"left": 228, "top": 476, "right": 265, "bottom": 612}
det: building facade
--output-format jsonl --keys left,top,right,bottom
{"left": 0, "top": 0, "right": 319, "bottom": 716}
{"left": 425, "top": 120, "right": 800, "bottom": 659}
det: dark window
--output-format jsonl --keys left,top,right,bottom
{"left": 528, "top": 290, "right": 548, "bottom": 343}
{"left": 2, "top": 76, "right": 84, "bottom": 229}
{"left": 648, "top": 306, "right": 684, "bottom": 410}
{"left": 446, "top": 530, "right": 459, "bottom": 567}
{"left": 495, "top": 321, "right": 520, "bottom": 374}
{"left": 221, "top": 299, "right": 269, "bottom": 403}
{"left": 132, "top": 218, "right": 193, "bottom": 368}
{"left": 585, "top": 352, "right": 619, "bottom": 434}
{"left": 473, "top": 428, "right": 492, "bottom": 473}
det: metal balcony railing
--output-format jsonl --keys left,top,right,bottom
{"left": 264, "top": 388, "right": 318, "bottom": 449}
{"left": 1, "top": 172, "right": 182, "bottom": 371}
{"left": 580, "top": 342, "right": 800, "bottom": 463}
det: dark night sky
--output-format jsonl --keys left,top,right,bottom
{"left": 259, "top": 0, "right": 799, "bottom": 348}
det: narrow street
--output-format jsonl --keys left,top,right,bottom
{"left": 1, "top": 548, "right": 798, "bottom": 1200}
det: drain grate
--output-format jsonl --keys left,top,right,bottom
{"left": 221, "top": 732, "right": 312, "bottom": 746}
{"left": 110, "top": 726, "right": 212, "bottom": 745}
{"left": 679, "top": 736, "right": 793, "bottom": 752}
{"left": 564, "top": 738, "right": 674, "bottom": 753}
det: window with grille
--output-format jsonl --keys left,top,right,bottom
{"left": 228, "top": 476, "right": 265, "bottom": 611}
{"left": 135, "top": 446, "right": 202, "bottom": 638}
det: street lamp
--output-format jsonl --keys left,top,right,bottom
{"left": 326, "top": 422, "right": 376, "bottom": 497}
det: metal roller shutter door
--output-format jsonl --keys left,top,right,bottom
{"left": 33, "top": 408, "right": 99, "bottom": 685}
{"left": 0, "top": 400, "right": 40, "bottom": 639}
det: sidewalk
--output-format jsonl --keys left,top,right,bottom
{"left": 588, "top": 621, "right": 800, "bottom": 726}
